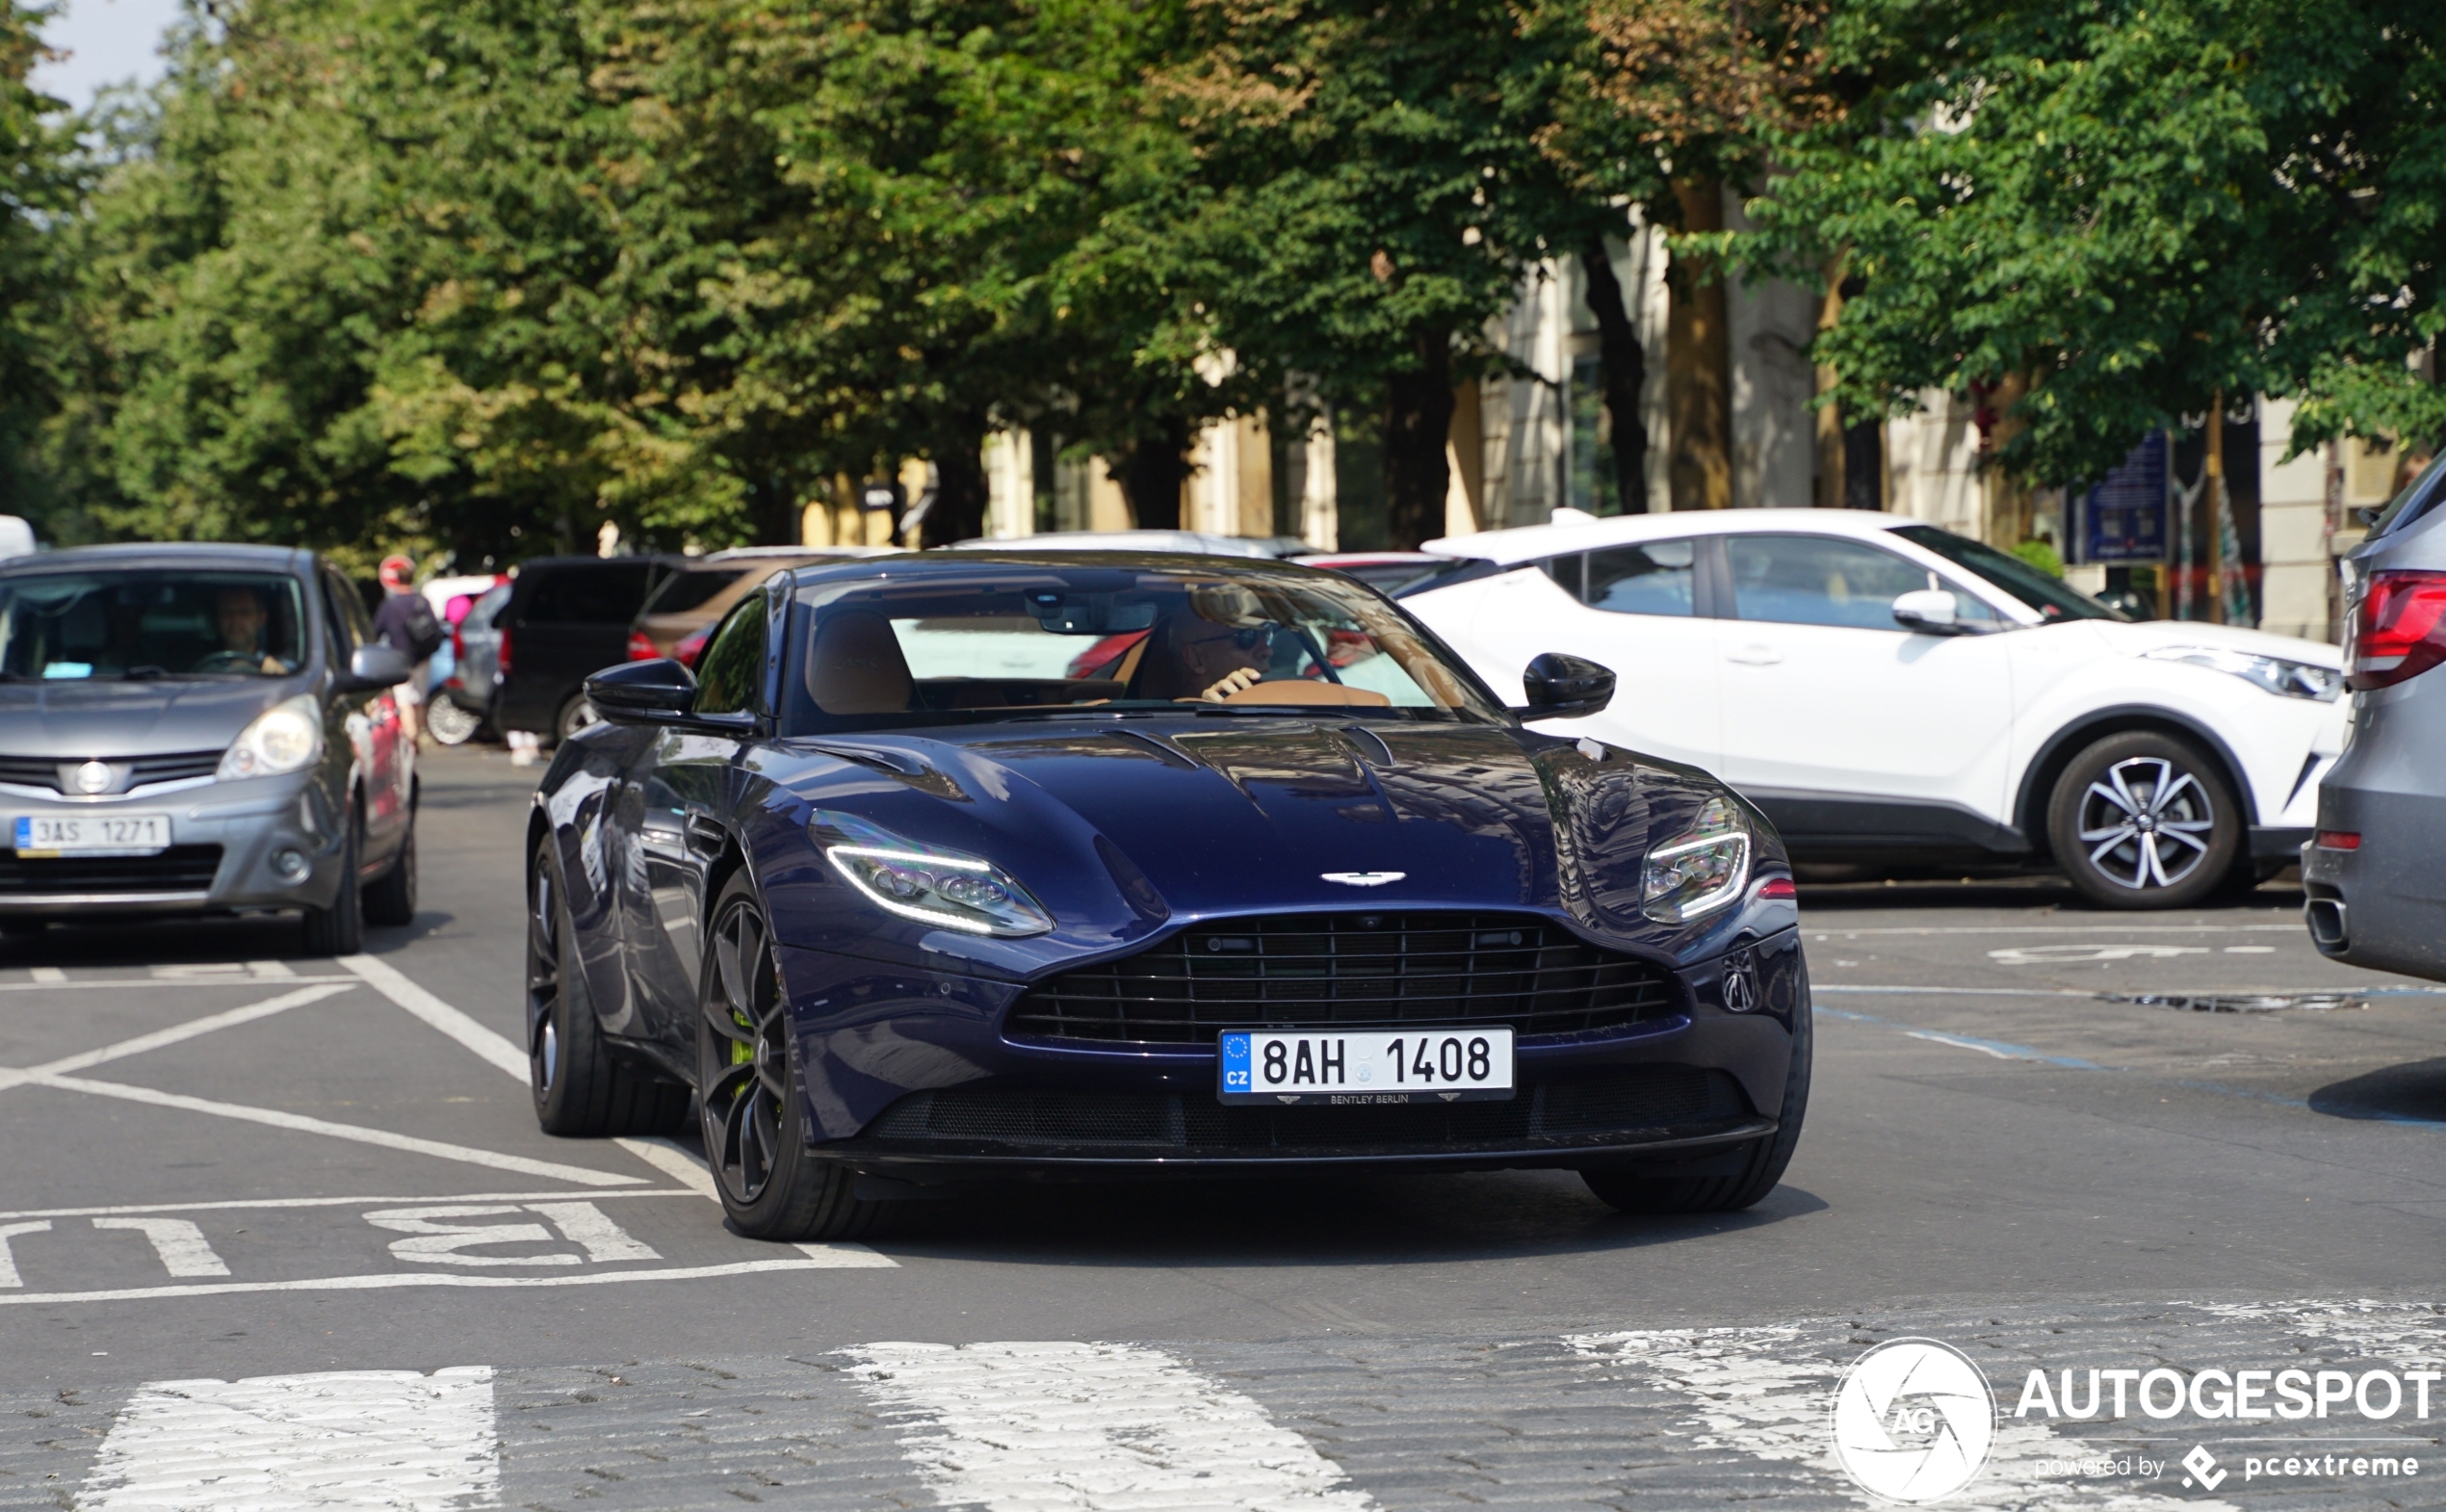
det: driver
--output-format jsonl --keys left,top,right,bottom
{"left": 203, "top": 586, "right": 292, "bottom": 674}
{"left": 1146, "top": 584, "right": 1282, "bottom": 702}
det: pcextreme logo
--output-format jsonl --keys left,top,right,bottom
{"left": 1830, "top": 1339, "right": 1996, "bottom": 1503}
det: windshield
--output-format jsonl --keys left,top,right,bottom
{"left": 783, "top": 561, "right": 1501, "bottom": 733}
{"left": 1891, "top": 526, "right": 2127, "bottom": 622}
{"left": 0, "top": 571, "right": 309, "bottom": 681}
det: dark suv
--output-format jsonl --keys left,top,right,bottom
{"left": 489, "top": 556, "right": 686, "bottom": 741}
{"left": 0, "top": 543, "right": 417, "bottom": 953}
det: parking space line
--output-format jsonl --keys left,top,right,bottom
{"left": 615, "top": 1136, "right": 719, "bottom": 1200}
{"left": 79, "top": 1367, "right": 496, "bottom": 1510}
{"left": 0, "top": 1188, "right": 699, "bottom": 1223}
{"left": 340, "top": 953, "right": 528, "bottom": 1080}
{"left": 0, "top": 1254, "right": 896, "bottom": 1307}
{"left": 0, "top": 982, "right": 355, "bottom": 1092}
{"left": 92, "top": 1217, "right": 232, "bottom": 1277}
{"left": 844, "top": 1340, "right": 1373, "bottom": 1512}
{"left": 1806, "top": 924, "right": 2304, "bottom": 936}
{"left": 28, "top": 966, "right": 65, "bottom": 982}
{"left": 25, "top": 1072, "right": 644, "bottom": 1186}
{"left": 0, "top": 975, "right": 356, "bottom": 993}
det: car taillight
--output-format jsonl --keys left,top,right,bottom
{"left": 2315, "top": 831, "right": 2362, "bottom": 851}
{"left": 496, "top": 626, "right": 512, "bottom": 676}
{"left": 627, "top": 630, "right": 660, "bottom": 661}
{"left": 672, "top": 625, "right": 713, "bottom": 669}
{"left": 2347, "top": 569, "right": 2446, "bottom": 690}
{"left": 451, "top": 624, "right": 466, "bottom": 665}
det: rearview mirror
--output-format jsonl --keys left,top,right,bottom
{"left": 585, "top": 658, "right": 697, "bottom": 725}
{"left": 1892, "top": 588, "right": 1966, "bottom": 635}
{"left": 339, "top": 644, "right": 411, "bottom": 692}
{"left": 1515, "top": 652, "right": 1615, "bottom": 720}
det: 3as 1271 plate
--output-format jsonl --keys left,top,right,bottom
{"left": 1218, "top": 1027, "right": 1515, "bottom": 1106}
{"left": 13, "top": 812, "right": 170, "bottom": 857}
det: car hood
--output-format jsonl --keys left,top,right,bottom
{"left": 0, "top": 676, "right": 300, "bottom": 757}
{"left": 2092, "top": 617, "right": 2342, "bottom": 666}
{"left": 753, "top": 715, "right": 1786, "bottom": 977}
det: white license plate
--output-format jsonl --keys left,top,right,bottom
{"left": 1218, "top": 1028, "right": 1515, "bottom": 1106}
{"left": 13, "top": 813, "right": 170, "bottom": 857}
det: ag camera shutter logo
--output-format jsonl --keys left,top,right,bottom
{"left": 1831, "top": 1339, "right": 1995, "bottom": 1502}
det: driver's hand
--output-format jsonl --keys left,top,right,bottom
{"left": 1200, "top": 666, "right": 1263, "bottom": 703}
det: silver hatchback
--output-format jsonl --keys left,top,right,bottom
{"left": 2303, "top": 456, "right": 2446, "bottom": 978}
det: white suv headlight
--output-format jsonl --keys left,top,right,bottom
{"left": 1641, "top": 795, "right": 1752, "bottom": 923}
{"left": 218, "top": 694, "right": 325, "bottom": 779}
{"left": 2142, "top": 645, "right": 2342, "bottom": 701}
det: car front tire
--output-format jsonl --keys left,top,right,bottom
{"left": 528, "top": 835, "right": 688, "bottom": 1137}
{"left": 299, "top": 805, "right": 364, "bottom": 956}
{"left": 364, "top": 823, "right": 417, "bottom": 927}
{"left": 2047, "top": 730, "right": 2242, "bottom": 909}
{"left": 698, "top": 873, "right": 876, "bottom": 1242}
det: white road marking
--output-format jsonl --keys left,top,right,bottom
{"left": 340, "top": 953, "right": 530, "bottom": 1079}
{"left": 0, "top": 1187, "right": 699, "bottom": 1222}
{"left": 1906, "top": 1030, "right": 2031, "bottom": 1060}
{"left": 2224, "top": 945, "right": 2277, "bottom": 953}
{"left": 246, "top": 959, "right": 298, "bottom": 978}
{"left": 0, "top": 975, "right": 355, "bottom": 994}
{"left": 0, "top": 1254, "right": 894, "bottom": 1306}
{"left": 1988, "top": 944, "right": 2212, "bottom": 965}
{"left": 1566, "top": 1327, "right": 2232, "bottom": 1512}
{"left": 29, "top": 966, "right": 65, "bottom": 982}
{"left": 92, "top": 1216, "right": 229, "bottom": 1277}
{"left": 615, "top": 1135, "right": 720, "bottom": 1199}
{"left": 528, "top": 1200, "right": 661, "bottom": 1262}
{"left": 0, "top": 982, "right": 355, "bottom": 1092}
{"left": 1810, "top": 925, "right": 2302, "bottom": 937}
{"left": 366, "top": 1205, "right": 585, "bottom": 1267}
{"left": 844, "top": 1340, "right": 1374, "bottom": 1512}
{"left": 0, "top": 1219, "right": 51, "bottom": 1287}
{"left": 23, "top": 1072, "right": 642, "bottom": 1186}
{"left": 78, "top": 1367, "right": 498, "bottom": 1511}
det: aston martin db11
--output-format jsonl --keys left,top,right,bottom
{"left": 526, "top": 552, "right": 1810, "bottom": 1239}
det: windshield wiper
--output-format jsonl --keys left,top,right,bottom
{"left": 117, "top": 665, "right": 177, "bottom": 680}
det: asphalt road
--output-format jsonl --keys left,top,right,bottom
{"left": 5, "top": 746, "right": 2446, "bottom": 1510}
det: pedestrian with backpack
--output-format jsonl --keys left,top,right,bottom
{"left": 372, "top": 554, "right": 446, "bottom": 744}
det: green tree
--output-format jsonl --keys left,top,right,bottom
{"left": 1746, "top": 0, "right": 2446, "bottom": 483}
{"left": 1, "top": 0, "right": 65, "bottom": 515}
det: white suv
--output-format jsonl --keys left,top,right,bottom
{"left": 1402, "top": 509, "right": 2348, "bottom": 908}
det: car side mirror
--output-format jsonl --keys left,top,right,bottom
{"left": 585, "top": 658, "right": 697, "bottom": 725}
{"left": 1892, "top": 588, "right": 1967, "bottom": 635}
{"left": 1515, "top": 652, "right": 1615, "bottom": 719}
{"left": 339, "top": 644, "right": 411, "bottom": 691}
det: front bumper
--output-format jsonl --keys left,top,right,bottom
{"left": 782, "top": 925, "right": 1806, "bottom": 1179}
{"left": 0, "top": 770, "right": 349, "bottom": 918}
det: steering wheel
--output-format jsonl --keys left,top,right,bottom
{"left": 192, "top": 649, "right": 278, "bottom": 674}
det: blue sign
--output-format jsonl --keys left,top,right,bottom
{"left": 2080, "top": 432, "right": 2169, "bottom": 564}
{"left": 1218, "top": 1032, "right": 1252, "bottom": 1094}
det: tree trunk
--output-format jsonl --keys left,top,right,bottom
{"left": 1117, "top": 417, "right": 1190, "bottom": 531}
{"left": 1383, "top": 327, "right": 1454, "bottom": 549}
{"left": 1668, "top": 178, "right": 1733, "bottom": 510}
{"left": 1812, "top": 255, "right": 1847, "bottom": 508}
{"left": 922, "top": 419, "right": 991, "bottom": 547}
{"left": 1580, "top": 233, "right": 1651, "bottom": 515}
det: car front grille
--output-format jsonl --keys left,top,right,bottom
{"left": 1004, "top": 911, "right": 1679, "bottom": 1045}
{"left": 0, "top": 846, "right": 224, "bottom": 896}
{"left": 0, "top": 751, "right": 222, "bottom": 793}
{"left": 860, "top": 1066, "right": 1752, "bottom": 1155}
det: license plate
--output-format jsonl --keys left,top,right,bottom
{"left": 1217, "top": 1028, "right": 1515, "bottom": 1106}
{"left": 13, "top": 813, "right": 170, "bottom": 857}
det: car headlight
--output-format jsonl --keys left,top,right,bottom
{"left": 812, "top": 808, "right": 1054, "bottom": 937}
{"left": 1641, "top": 795, "right": 1752, "bottom": 924}
{"left": 2142, "top": 645, "right": 2342, "bottom": 701}
{"left": 217, "top": 695, "right": 325, "bottom": 780}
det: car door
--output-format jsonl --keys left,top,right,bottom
{"left": 319, "top": 566, "right": 410, "bottom": 848}
{"left": 1434, "top": 541, "right": 1722, "bottom": 772}
{"left": 1711, "top": 532, "right": 2017, "bottom": 845}
{"left": 620, "top": 590, "right": 770, "bottom": 1050}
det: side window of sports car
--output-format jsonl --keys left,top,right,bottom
{"left": 692, "top": 591, "right": 768, "bottom": 717}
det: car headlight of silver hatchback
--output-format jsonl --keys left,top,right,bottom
{"left": 2142, "top": 645, "right": 2342, "bottom": 701}
{"left": 1640, "top": 795, "right": 1752, "bottom": 923}
{"left": 218, "top": 694, "right": 325, "bottom": 779}
{"left": 810, "top": 809, "right": 1053, "bottom": 937}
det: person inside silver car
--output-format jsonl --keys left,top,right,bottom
{"left": 195, "top": 585, "right": 296, "bottom": 675}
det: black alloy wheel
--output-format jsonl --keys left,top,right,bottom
{"left": 698, "top": 873, "right": 875, "bottom": 1240}
{"left": 2047, "top": 730, "right": 2242, "bottom": 910}
{"left": 364, "top": 823, "right": 417, "bottom": 927}
{"left": 1580, "top": 964, "right": 1813, "bottom": 1215}
{"left": 528, "top": 834, "right": 687, "bottom": 1137}
{"left": 299, "top": 803, "right": 364, "bottom": 956}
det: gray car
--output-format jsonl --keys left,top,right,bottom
{"left": 2303, "top": 456, "right": 2446, "bottom": 978}
{"left": 0, "top": 543, "right": 419, "bottom": 954}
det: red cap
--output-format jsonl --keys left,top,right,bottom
{"left": 377, "top": 554, "right": 414, "bottom": 589}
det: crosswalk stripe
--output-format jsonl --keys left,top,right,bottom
{"left": 80, "top": 1368, "right": 499, "bottom": 1511}
{"left": 844, "top": 1340, "right": 1376, "bottom": 1511}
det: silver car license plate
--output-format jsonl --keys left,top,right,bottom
{"left": 13, "top": 813, "right": 171, "bottom": 857}
{"left": 1217, "top": 1028, "right": 1516, "bottom": 1106}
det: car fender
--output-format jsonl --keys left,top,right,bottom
{"left": 2010, "top": 671, "right": 2330, "bottom": 843}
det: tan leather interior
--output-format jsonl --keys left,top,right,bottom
{"left": 1216, "top": 679, "right": 1392, "bottom": 707}
{"left": 804, "top": 610, "right": 914, "bottom": 714}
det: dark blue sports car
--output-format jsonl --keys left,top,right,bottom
{"left": 526, "top": 552, "right": 1809, "bottom": 1239}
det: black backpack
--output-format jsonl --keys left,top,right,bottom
{"left": 400, "top": 594, "right": 446, "bottom": 662}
